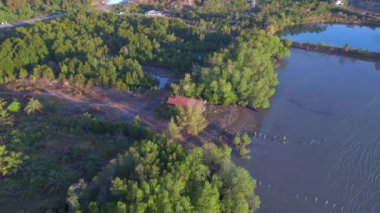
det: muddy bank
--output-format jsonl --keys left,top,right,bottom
{"left": 291, "top": 41, "right": 380, "bottom": 62}
{"left": 181, "top": 104, "right": 264, "bottom": 148}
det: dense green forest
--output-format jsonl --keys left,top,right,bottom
{"left": 0, "top": 96, "right": 259, "bottom": 211}
{"left": 72, "top": 136, "right": 260, "bottom": 212}
{"left": 3, "top": 0, "right": 373, "bottom": 211}
{"left": 1, "top": 0, "right": 372, "bottom": 107}
{"left": 172, "top": 29, "right": 290, "bottom": 109}
{"left": 0, "top": 12, "right": 229, "bottom": 91}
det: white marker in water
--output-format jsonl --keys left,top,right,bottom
{"left": 325, "top": 200, "right": 329, "bottom": 207}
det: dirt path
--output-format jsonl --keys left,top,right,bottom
{"left": 0, "top": 80, "right": 169, "bottom": 132}
{"left": 1, "top": 79, "right": 263, "bottom": 146}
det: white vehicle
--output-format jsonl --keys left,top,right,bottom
{"left": 145, "top": 10, "right": 166, "bottom": 17}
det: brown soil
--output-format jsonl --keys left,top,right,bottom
{"left": 1, "top": 79, "right": 263, "bottom": 147}
{"left": 179, "top": 104, "right": 263, "bottom": 148}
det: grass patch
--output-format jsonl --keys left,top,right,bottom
{"left": 0, "top": 107, "right": 152, "bottom": 212}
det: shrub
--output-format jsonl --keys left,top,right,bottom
{"left": 0, "top": 145, "right": 25, "bottom": 176}
{"left": 45, "top": 101, "right": 57, "bottom": 113}
{"left": 7, "top": 100, "right": 21, "bottom": 113}
{"left": 24, "top": 98, "right": 43, "bottom": 115}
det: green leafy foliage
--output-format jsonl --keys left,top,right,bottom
{"left": 176, "top": 106, "right": 208, "bottom": 136}
{"left": 254, "top": 0, "right": 333, "bottom": 33}
{"left": 0, "top": 145, "right": 25, "bottom": 176}
{"left": 233, "top": 132, "right": 252, "bottom": 159}
{"left": 165, "top": 117, "right": 181, "bottom": 138}
{"left": 233, "top": 132, "right": 241, "bottom": 148}
{"left": 0, "top": 0, "right": 89, "bottom": 22}
{"left": 173, "top": 29, "right": 290, "bottom": 109}
{"left": 0, "top": 14, "right": 228, "bottom": 90}
{"left": 24, "top": 98, "right": 43, "bottom": 115}
{"left": 75, "top": 137, "right": 260, "bottom": 212}
{"left": 7, "top": 99, "right": 21, "bottom": 113}
{"left": 0, "top": 98, "right": 14, "bottom": 127}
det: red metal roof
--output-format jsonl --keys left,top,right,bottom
{"left": 167, "top": 96, "right": 206, "bottom": 110}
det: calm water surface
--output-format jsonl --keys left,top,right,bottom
{"left": 235, "top": 49, "right": 380, "bottom": 212}
{"left": 281, "top": 24, "right": 380, "bottom": 52}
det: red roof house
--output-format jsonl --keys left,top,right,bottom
{"left": 167, "top": 96, "right": 206, "bottom": 111}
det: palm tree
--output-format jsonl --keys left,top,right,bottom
{"left": 24, "top": 98, "right": 43, "bottom": 115}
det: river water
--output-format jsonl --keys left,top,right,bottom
{"left": 281, "top": 24, "right": 380, "bottom": 52}
{"left": 235, "top": 48, "right": 380, "bottom": 212}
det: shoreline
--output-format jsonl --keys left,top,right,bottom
{"left": 290, "top": 41, "right": 380, "bottom": 62}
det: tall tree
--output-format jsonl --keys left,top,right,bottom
{"left": 176, "top": 105, "right": 208, "bottom": 136}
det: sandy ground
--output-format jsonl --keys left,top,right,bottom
{"left": 0, "top": 79, "right": 262, "bottom": 147}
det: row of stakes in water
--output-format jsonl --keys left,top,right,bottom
{"left": 252, "top": 131, "right": 327, "bottom": 146}
{"left": 257, "top": 180, "right": 345, "bottom": 212}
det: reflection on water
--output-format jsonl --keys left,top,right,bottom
{"left": 281, "top": 24, "right": 380, "bottom": 53}
{"left": 235, "top": 49, "right": 380, "bottom": 212}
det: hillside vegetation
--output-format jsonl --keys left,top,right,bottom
{"left": 0, "top": 0, "right": 90, "bottom": 21}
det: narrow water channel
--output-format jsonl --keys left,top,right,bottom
{"left": 235, "top": 48, "right": 380, "bottom": 212}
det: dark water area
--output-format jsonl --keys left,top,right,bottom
{"left": 234, "top": 49, "right": 380, "bottom": 212}
{"left": 281, "top": 24, "right": 380, "bottom": 53}
{"left": 155, "top": 75, "right": 169, "bottom": 90}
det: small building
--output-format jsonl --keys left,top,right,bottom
{"left": 167, "top": 96, "right": 206, "bottom": 111}
{"left": 250, "top": 0, "right": 257, "bottom": 8}
{"left": 334, "top": 0, "right": 344, "bottom": 6}
{"left": 145, "top": 10, "right": 167, "bottom": 17}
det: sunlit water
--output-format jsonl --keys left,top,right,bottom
{"left": 234, "top": 49, "right": 380, "bottom": 212}
{"left": 281, "top": 24, "right": 380, "bottom": 52}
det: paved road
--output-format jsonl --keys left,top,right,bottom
{"left": 0, "top": 13, "right": 66, "bottom": 30}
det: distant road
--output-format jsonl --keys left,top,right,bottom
{"left": 0, "top": 2, "right": 195, "bottom": 32}
{"left": 0, "top": 3, "right": 122, "bottom": 31}
{"left": 0, "top": 13, "right": 66, "bottom": 30}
